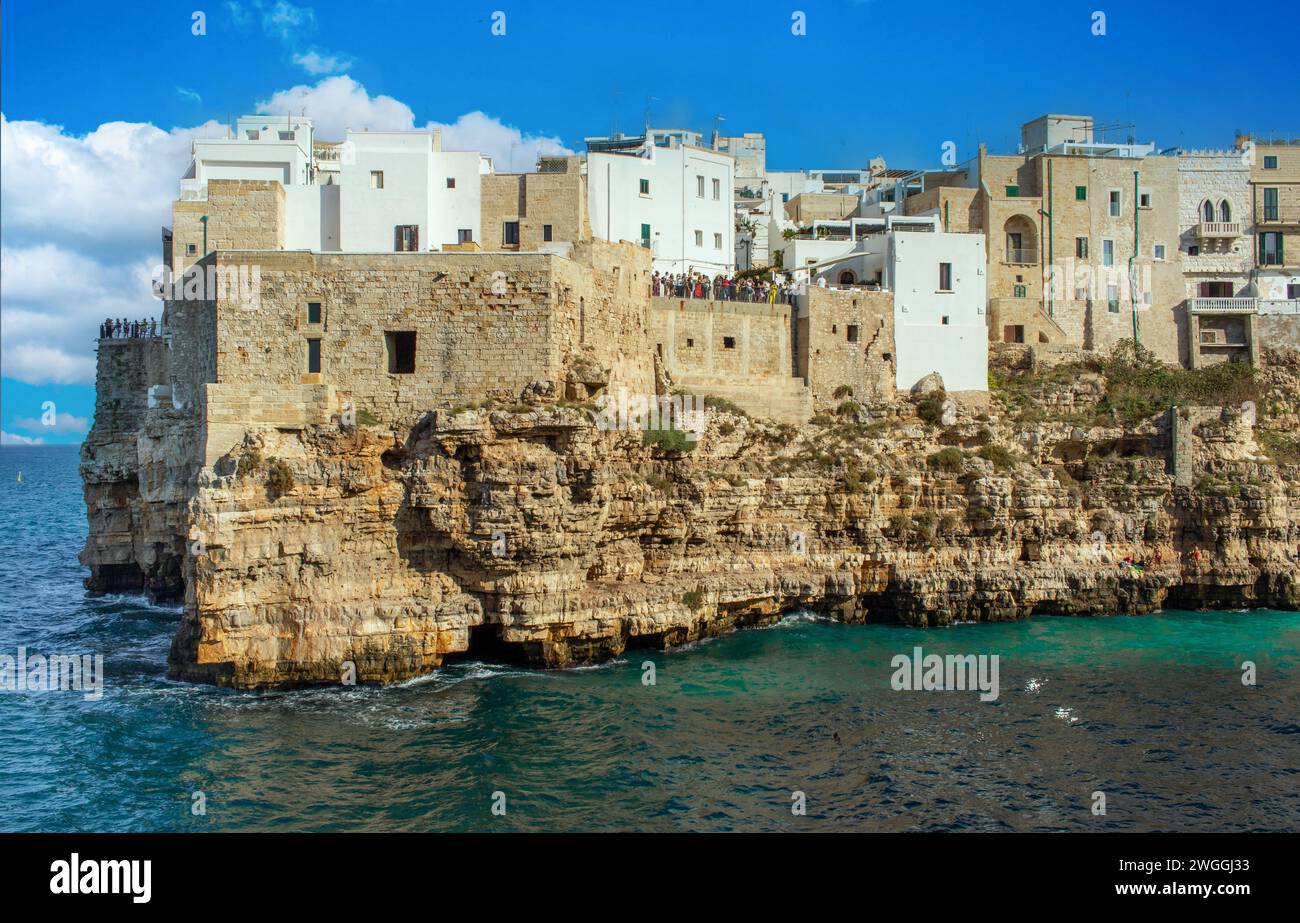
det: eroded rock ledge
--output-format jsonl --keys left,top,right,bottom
{"left": 84, "top": 352, "right": 1300, "bottom": 689}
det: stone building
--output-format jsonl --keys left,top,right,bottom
{"left": 908, "top": 114, "right": 1185, "bottom": 365}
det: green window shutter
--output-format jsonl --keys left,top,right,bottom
{"left": 1280, "top": 233, "right": 1285, "bottom": 265}
{"left": 1006, "top": 185, "right": 1019, "bottom": 197}
{"left": 1075, "top": 186, "right": 1087, "bottom": 201}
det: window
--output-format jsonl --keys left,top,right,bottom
{"left": 1203, "top": 200, "right": 1215, "bottom": 223}
{"left": 1154, "top": 243, "right": 1166, "bottom": 261}
{"left": 847, "top": 324, "right": 859, "bottom": 342}
{"left": 1014, "top": 284, "right": 1027, "bottom": 298}
{"left": 446, "top": 177, "right": 456, "bottom": 189}
{"left": 1107, "top": 284, "right": 1120, "bottom": 313}
{"left": 694, "top": 230, "right": 703, "bottom": 247}
{"left": 504, "top": 221, "right": 520, "bottom": 246}
{"left": 1075, "top": 237, "right": 1088, "bottom": 259}
{"left": 306, "top": 338, "right": 321, "bottom": 373}
{"left": 278, "top": 130, "right": 293, "bottom": 141}
{"left": 639, "top": 178, "right": 650, "bottom": 195}
{"left": 370, "top": 171, "right": 384, "bottom": 189}
{"left": 395, "top": 225, "right": 419, "bottom": 252}
{"left": 246, "top": 129, "right": 260, "bottom": 140}
{"left": 1188, "top": 245, "right": 1200, "bottom": 257}
{"left": 1006, "top": 185, "right": 1019, "bottom": 197}
{"left": 1102, "top": 239, "right": 1114, "bottom": 267}
{"left": 640, "top": 223, "right": 651, "bottom": 244}
{"left": 722, "top": 336, "right": 736, "bottom": 349}
{"left": 781, "top": 193, "right": 789, "bottom": 203}
{"left": 938, "top": 262, "right": 953, "bottom": 291}
{"left": 1219, "top": 200, "right": 1231, "bottom": 223}
{"left": 543, "top": 224, "right": 553, "bottom": 242}
{"left": 457, "top": 229, "right": 473, "bottom": 244}
{"left": 1075, "top": 186, "right": 1087, "bottom": 201}
{"left": 1260, "top": 232, "right": 1284, "bottom": 266}
{"left": 385, "top": 331, "right": 416, "bottom": 374}
{"left": 1109, "top": 190, "right": 1121, "bottom": 217}
{"left": 941, "top": 316, "right": 950, "bottom": 325}
{"left": 307, "top": 302, "right": 322, "bottom": 324}
{"left": 1139, "top": 191, "right": 1152, "bottom": 209}
{"left": 1264, "top": 155, "right": 1279, "bottom": 169}
{"left": 1004, "top": 325, "right": 1025, "bottom": 344}
{"left": 712, "top": 178, "right": 721, "bottom": 200}
{"left": 713, "top": 233, "right": 722, "bottom": 249}
{"left": 1264, "top": 188, "right": 1279, "bottom": 221}
{"left": 1288, "top": 283, "right": 1300, "bottom": 300}
{"left": 696, "top": 175, "right": 705, "bottom": 198}
{"left": 686, "top": 338, "right": 694, "bottom": 347}
{"left": 186, "top": 243, "right": 197, "bottom": 255}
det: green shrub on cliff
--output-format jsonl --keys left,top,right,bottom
{"left": 681, "top": 588, "right": 704, "bottom": 609}
{"left": 1098, "top": 340, "right": 1258, "bottom": 424}
{"left": 916, "top": 392, "right": 946, "bottom": 426}
{"left": 977, "top": 444, "right": 1021, "bottom": 471}
{"left": 927, "top": 447, "right": 965, "bottom": 473}
{"left": 266, "top": 458, "right": 294, "bottom": 497}
{"left": 833, "top": 384, "right": 854, "bottom": 400}
{"left": 236, "top": 444, "right": 263, "bottom": 479}
{"left": 703, "top": 395, "right": 750, "bottom": 419}
{"left": 837, "top": 399, "right": 862, "bottom": 417}
{"left": 644, "top": 428, "right": 696, "bottom": 453}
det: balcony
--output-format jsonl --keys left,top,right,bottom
{"left": 1193, "top": 221, "right": 1241, "bottom": 239}
{"left": 1188, "top": 297, "right": 1257, "bottom": 314}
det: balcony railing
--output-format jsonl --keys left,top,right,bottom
{"left": 1005, "top": 248, "right": 1037, "bottom": 264}
{"left": 1189, "top": 297, "right": 1257, "bottom": 313}
{"left": 1193, "top": 221, "right": 1241, "bottom": 239}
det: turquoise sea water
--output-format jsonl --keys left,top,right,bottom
{"left": 0, "top": 445, "right": 1297, "bottom": 832}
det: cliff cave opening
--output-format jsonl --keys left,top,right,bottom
{"left": 442, "top": 623, "right": 533, "bottom": 667}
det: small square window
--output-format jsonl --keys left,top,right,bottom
{"left": 458, "top": 229, "right": 473, "bottom": 244}
{"left": 186, "top": 243, "right": 197, "bottom": 255}
{"left": 639, "top": 178, "right": 650, "bottom": 195}
{"left": 504, "top": 221, "right": 520, "bottom": 246}
{"left": 307, "top": 302, "right": 322, "bottom": 324}
{"left": 686, "top": 338, "right": 694, "bottom": 347}
{"left": 246, "top": 129, "right": 260, "bottom": 140}
{"left": 1154, "top": 244, "right": 1166, "bottom": 260}
{"left": 1264, "top": 155, "right": 1278, "bottom": 169}
{"left": 278, "top": 130, "right": 293, "bottom": 141}
{"left": 723, "top": 336, "right": 736, "bottom": 349}
{"left": 1188, "top": 245, "right": 1200, "bottom": 257}
{"left": 941, "top": 316, "right": 950, "bottom": 325}
{"left": 1006, "top": 185, "right": 1019, "bottom": 197}
{"left": 847, "top": 324, "right": 859, "bottom": 342}
{"left": 446, "top": 177, "right": 456, "bottom": 189}
{"left": 370, "top": 171, "right": 384, "bottom": 190}
{"left": 1139, "top": 192, "right": 1152, "bottom": 209}
{"left": 543, "top": 224, "right": 553, "bottom": 242}
{"left": 1075, "top": 186, "right": 1087, "bottom": 201}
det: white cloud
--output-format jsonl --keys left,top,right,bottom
{"left": 10, "top": 412, "right": 89, "bottom": 436}
{"left": 292, "top": 50, "right": 354, "bottom": 75}
{"left": 257, "top": 75, "right": 416, "bottom": 138}
{"left": 177, "top": 87, "right": 203, "bottom": 104}
{"left": 0, "top": 431, "right": 44, "bottom": 446}
{"left": 262, "top": 0, "right": 316, "bottom": 38}
{"left": 427, "top": 111, "right": 572, "bottom": 171}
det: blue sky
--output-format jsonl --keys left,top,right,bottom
{"left": 1, "top": 0, "right": 1294, "bottom": 443}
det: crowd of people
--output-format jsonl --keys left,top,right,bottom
{"left": 652, "top": 271, "right": 794, "bottom": 304}
{"left": 101, "top": 318, "right": 158, "bottom": 339}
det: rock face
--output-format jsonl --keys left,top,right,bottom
{"left": 84, "top": 347, "right": 1300, "bottom": 689}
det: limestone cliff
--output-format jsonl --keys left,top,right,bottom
{"left": 126, "top": 349, "right": 1300, "bottom": 688}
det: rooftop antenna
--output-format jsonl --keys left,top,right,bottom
{"left": 644, "top": 96, "right": 659, "bottom": 136}
{"left": 712, "top": 112, "right": 726, "bottom": 148}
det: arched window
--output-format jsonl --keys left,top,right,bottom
{"left": 1219, "top": 200, "right": 1231, "bottom": 223}
{"left": 1202, "top": 200, "right": 1215, "bottom": 223}
{"left": 838, "top": 270, "right": 856, "bottom": 285}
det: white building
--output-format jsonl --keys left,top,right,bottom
{"left": 180, "top": 115, "right": 490, "bottom": 253}
{"left": 586, "top": 130, "right": 736, "bottom": 274}
{"left": 809, "top": 219, "right": 989, "bottom": 392}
